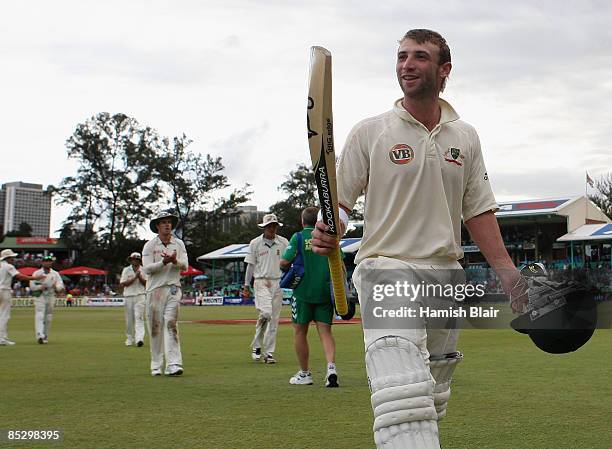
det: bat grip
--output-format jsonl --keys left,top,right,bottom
{"left": 328, "top": 247, "right": 348, "bottom": 316}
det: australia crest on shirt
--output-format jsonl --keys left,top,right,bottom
{"left": 443, "top": 147, "right": 465, "bottom": 166}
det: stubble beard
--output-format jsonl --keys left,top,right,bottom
{"left": 401, "top": 74, "right": 437, "bottom": 101}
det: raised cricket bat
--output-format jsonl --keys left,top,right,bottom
{"left": 307, "top": 46, "right": 349, "bottom": 317}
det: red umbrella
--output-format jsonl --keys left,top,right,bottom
{"left": 181, "top": 265, "right": 203, "bottom": 277}
{"left": 18, "top": 267, "right": 38, "bottom": 276}
{"left": 59, "top": 266, "right": 107, "bottom": 276}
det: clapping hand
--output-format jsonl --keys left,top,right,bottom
{"left": 162, "top": 251, "right": 177, "bottom": 265}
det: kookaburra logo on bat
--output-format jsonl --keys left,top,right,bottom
{"left": 307, "top": 97, "right": 318, "bottom": 139}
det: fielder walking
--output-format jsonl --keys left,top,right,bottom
{"left": 0, "top": 249, "right": 45, "bottom": 346}
{"left": 312, "top": 29, "right": 527, "bottom": 449}
{"left": 120, "top": 252, "right": 147, "bottom": 347}
{"left": 243, "top": 213, "right": 288, "bottom": 364}
{"left": 281, "top": 207, "right": 339, "bottom": 387}
{"left": 142, "top": 211, "right": 188, "bottom": 376}
{"left": 30, "top": 255, "right": 65, "bottom": 344}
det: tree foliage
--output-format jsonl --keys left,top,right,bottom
{"left": 589, "top": 172, "right": 612, "bottom": 219}
{"left": 155, "top": 134, "right": 251, "bottom": 248}
{"left": 54, "top": 113, "right": 161, "bottom": 264}
{"left": 5, "top": 222, "right": 33, "bottom": 237}
{"left": 55, "top": 113, "right": 252, "bottom": 271}
{"left": 269, "top": 163, "right": 317, "bottom": 237}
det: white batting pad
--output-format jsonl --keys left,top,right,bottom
{"left": 429, "top": 352, "right": 463, "bottom": 420}
{"left": 366, "top": 336, "right": 440, "bottom": 449}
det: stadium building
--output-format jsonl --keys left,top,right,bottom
{"left": 0, "top": 181, "right": 52, "bottom": 237}
{"left": 460, "top": 196, "right": 611, "bottom": 269}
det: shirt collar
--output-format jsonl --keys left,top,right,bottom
{"left": 392, "top": 97, "right": 460, "bottom": 126}
{"left": 157, "top": 235, "right": 175, "bottom": 246}
{"left": 261, "top": 234, "right": 281, "bottom": 246}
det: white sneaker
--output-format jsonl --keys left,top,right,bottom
{"left": 0, "top": 339, "right": 16, "bottom": 346}
{"left": 290, "top": 371, "right": 313, "bottom": 385}
{"left": 165, "top": 365, "right": 183, "bottom": 376}
{"left": 125, "top": 339, "right": 134, "bottom": 347}
{"left": 42, "top": 339, "right": 48, "bottom": 344}
{"left": 325, "top": 368, "right": 339, "bottom": 388}
{"left": 263, "top": 353, "right": 276, "bottom": 364}
{"left": 151, "top": 369, "right": 162, "bottom": 377}
{"left": 251, "top": 348, "right": 261, "bottom": 361}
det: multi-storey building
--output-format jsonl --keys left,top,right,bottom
{"left": 0, "top": 182, "right": 52, "bottom": 237}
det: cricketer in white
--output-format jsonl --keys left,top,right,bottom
{"left": 30, "top": 256, "right": 65, "bottom": 344}
{"left": 0, "top": 249, "right": 45, "bottom": 346}
{"left": 119, "top": 252, "right": 147, "bottom": 347}
{"left": 142, "top": 211, "right": 188, "bottom": 377}
{"left": 243, "top": 213, "right": 289, "bottom": 364}
{"left": 312, "top": 30, "right": 527, "bottom": 449}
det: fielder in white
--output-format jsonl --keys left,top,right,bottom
{"left": 312, "top": 29, "right": 528, "bottom": 449}
{"left": 120, "top": 252, "right": 147, "bottom": 347}
{"left": 0, "top": 249, "right": 45, "bottom": 346}
{"left": 142, "top": 211, "right": 188, "bottom": 377}
{"left": 30, "top": 255, "right": 65, "bottom": 344}
{"left": 242, "top": 214, "right": 288, "bottom": 364}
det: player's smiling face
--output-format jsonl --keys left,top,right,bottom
{"left": 396, "top": 39, "right": 448, "bottom": 99}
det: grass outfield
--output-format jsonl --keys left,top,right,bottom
{"left": 1, "top": 306, "right": 610, "bottom": 449}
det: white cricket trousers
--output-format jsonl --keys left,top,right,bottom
{"left": 124, "top": 294, "right": 146, "bottom": 343}
{"left": 146, "top": 285, "right": 183, "bottom": 371}
{"left": 34, "top": 295, "right": 55, "bottom": 340}
{"left": 353, "top": 256, "right": 461, "bottom": 358}
{"left": 251, "top": 279, "right": 283, "bottom": 355}
{"left": 0, "top": 289, "right": 11, "bottom": 340}
{"left": 353, "top": 256, "right": 463, "bottom": 449}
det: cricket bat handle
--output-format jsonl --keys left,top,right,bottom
{"left": 328, "top": 246, "right": 348, "bottom": 316}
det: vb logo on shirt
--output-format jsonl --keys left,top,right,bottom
{"left": 389, "top": 144, "right": 414, "bottom": 165}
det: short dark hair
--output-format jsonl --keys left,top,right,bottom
{"left": 301, "top": 207, "right": 319, "bottom": 227}
{"left": 400, "top": 29, "right": 451, "bottom": 65}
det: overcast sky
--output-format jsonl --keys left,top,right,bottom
{"left": 1, "top": 0, "right": 611, "bottom": 237}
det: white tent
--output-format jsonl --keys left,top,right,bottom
{"left": 198, "top": 238, "right": 363, "bottom": 262}
{"left": 557, "top": 224, "right": 612, "bottom": 242}
{"left": 197, "top": 244, "right": 250, "bottom": 261}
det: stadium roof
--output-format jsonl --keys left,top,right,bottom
{"left": 198, "top": 238, "right": 364, "bottom": 261}
{"left": 557, "top": 223, "right": 612, "bottom": 242}
{"left": 0, "top": 236, "right": 68, "bottom": 250}
{"left": 495, "top": 197, "right": 576, "bottom": 217}
{"left": 197, "top": 244, "right": 250, "bottom": 261}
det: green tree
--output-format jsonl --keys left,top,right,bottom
{"left": 589, "top": 172, "right": 612, "bottom": 219}
{"left": 54, "top": 112, "right": 162, "bottom": 266}
{"left": 58, "top": 223, "right": 103, "bottom": 267}
{"left": 155, "top": 134, "right": 251, "bottom": 249}
{"left": 269, "top": 163, "right": 318, "bottom": 237}
{"left": 5, "top": 222, "right": 33, "bottom": 237}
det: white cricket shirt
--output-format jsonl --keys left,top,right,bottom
{"left": 244, "top": 234, "right": 289, "bottom": 279}
{"left": 142, "top": 235, "right": 188, "bottom": 291}
{"left": 120, "top": 265, "right": 147, "bottom": 297}
{"left": 337, "top": 98, "right": 498, "bottom": 264}
{"left": 30, "top": 268, "right": 64, "bottom": 295}
{"left": 0, "top": 261, "right": 18, "bottom": 290}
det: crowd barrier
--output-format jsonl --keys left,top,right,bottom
{"left": 11, "top": 296, "right": 124, "bottom": 307}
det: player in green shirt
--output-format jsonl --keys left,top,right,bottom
{"left": 281, "top": 207, "right": 339, "bottom": 387}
